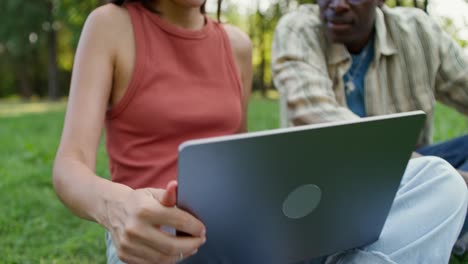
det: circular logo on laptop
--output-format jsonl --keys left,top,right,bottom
{"left": 282, "top": 184, "right": 322, "bottom": 219}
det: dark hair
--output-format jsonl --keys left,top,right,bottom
{"left": 109, "top": 0, "right": 223, "bottom": 21}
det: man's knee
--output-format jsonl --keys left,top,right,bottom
{"left": 405, "top": 156, "right": 466, "bottom": 204}
{"left": 422, "top": 156, "right": 467, "bottom": 212}
{"left": 397, "top": 157, "right": 467, "bottom": 246}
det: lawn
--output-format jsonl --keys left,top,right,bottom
{"left": 0, "top": 97, "right": 467, "bottom": 263}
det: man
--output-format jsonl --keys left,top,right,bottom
{"left": 271, "top": 0, "right": 468, "bottom": 262}
{"left": 272, "top": 0, "right": 468, "bottom": 182}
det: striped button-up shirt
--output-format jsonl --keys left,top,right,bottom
{"left": 272, "top": 5, "right": 468, "bottom": 146}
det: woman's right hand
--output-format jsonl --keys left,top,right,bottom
{"left": 104, "top": 181, "right": 206, "bottom": 264}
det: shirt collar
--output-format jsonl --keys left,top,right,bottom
{"left": 327, "top": 6, "right": 398, "bottom": 65}
{"left": 375, "top": 6, "right": 397, "bottom": 56}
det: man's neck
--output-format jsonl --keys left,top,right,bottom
{"left": 346, "top": 30, "right": 375, "bottom": 55}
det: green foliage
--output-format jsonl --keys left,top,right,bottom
{"left": 0, "top": 1, "right": 49, "bottom": 97}
{"left": 0, "top": 0, "right": 466, "bottom": 98}
{"left": 0, "top": 1, "right": 48, "bottom": 58}
{"left": 0, "top": 0, "right": 98, "bottom": 98}
{"left": 57, "top": 0, "right": 101, "bottom": 61}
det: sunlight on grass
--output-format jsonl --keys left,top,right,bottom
{"left": 0, "top": 100, "right": 67, "bottom": 118}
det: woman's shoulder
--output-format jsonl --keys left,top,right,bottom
{"left": 90, "top": 3, "right": 130, "bottom": 23}
{"left": 82, "top": 4, "right": 132, "bottom": 42}
{"left": 221, "top": 24, "right": 252, "bottom": 61}
{"left": 78, "top": 4, "right": 134, "bottom": 57}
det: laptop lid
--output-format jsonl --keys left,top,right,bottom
{"left": 177, "top": 111, "right": 426, "bottom": 264}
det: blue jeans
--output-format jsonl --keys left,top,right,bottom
{"left": 416, "top": 135, "right": 468, "bottom": 172}
{"left": 106, "top": 157, "right": 467, "bottom": 264}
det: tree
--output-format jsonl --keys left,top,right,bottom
{"left": 0, "top": 0, "right": 453, "bottom": 99}
{"left": 244, "top": 0, "right": 317, "bottom": 95}
{"left": 0, "top": 1, "right": 49, "bottom": 98}
{"left": 46, "top": 0, "right": 59, "bottom": 100}
{"left": 388, "top": 0, "right": 429, "bottom": 12}
{"left": 0, "top": 0, "right": 99, "bottom": 99}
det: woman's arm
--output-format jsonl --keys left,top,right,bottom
{"left": 53, "top": 4, "right": 125, "bottom": 225}
{"left": 222, "top": 24, "right": 253, "bottom": 133}
{"left": 53, "top": 5, "right": 205, "bottom": 263}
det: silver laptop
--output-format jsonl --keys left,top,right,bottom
{"left": 177, "top": 111, "right": 426, "bottom": 264}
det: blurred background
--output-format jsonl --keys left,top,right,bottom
{"left": 1, "top": 0, "right": 468, "bottom": 263}
{"left": 0, "top": 0, "right": 467, "bottom": 101}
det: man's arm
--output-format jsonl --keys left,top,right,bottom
{"left": 271, "top": 15, "right": 359, "bottom": 126}
{"left": 429, "top": 21, "right": 468, "bottom": 184}
{"left": 434, "top": 22, "right": 468, "bottom": 115}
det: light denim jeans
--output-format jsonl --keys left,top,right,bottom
{"left": 106, "top": 156, "right": 468, "bottom": 264}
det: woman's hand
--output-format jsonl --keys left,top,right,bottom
{"left": 105, "top": 181, "right": 206, "bottom": 264}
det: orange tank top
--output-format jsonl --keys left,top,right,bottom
{"left": 105, "top": 2, "right": 243, "bottom": 189}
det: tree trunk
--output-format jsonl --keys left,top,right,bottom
{"left": 257, "top": 10, "right": 266, "bottom": 96}
{"left": 396, "top": 0, "right": 402, "bottom": 6}
{"left": 17, "top": 63, "right": 32, "bottom": 99}
{"left": 47, "top": 28, "right": 59, "bottom": 100}
{"left": 413, "top": 0, "right": 418, "bottom": 8}
{"left": 47, "top": 1, "right": 59, "bottom": 100}
{"left": 259, "top": 48, "right": 267, "bottom": 96}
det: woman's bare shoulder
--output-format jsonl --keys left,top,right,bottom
{"left": 221, "top": 24, "right": 252, "bottom": 61}
{"left": 81, "top": 4, "right": 132, "bottom": 49}
{"left": 89, "top": 3, "right": 130, "bottom": 26}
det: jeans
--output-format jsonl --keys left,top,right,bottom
{"left": 416, "top": 135, "right": 468, "bottom": 172}
{"left": 106, "top": 157, "right": 467, "bottom": 264}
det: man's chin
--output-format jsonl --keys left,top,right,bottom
{"left": 325, "top": 32, "right": 352, "bottom": 46}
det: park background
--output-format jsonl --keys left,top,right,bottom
{"left": 1, "top": 0, "right": 468, "bottom": 263}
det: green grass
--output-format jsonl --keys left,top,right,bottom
{"left": 0, "top": 98, "right": 467, "bottom": 263}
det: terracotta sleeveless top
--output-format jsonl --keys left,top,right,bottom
{"left": 105, "top": 2, "right": 243, "bottom": 189}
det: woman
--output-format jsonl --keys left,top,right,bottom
{"left": 52, "top": 0, "right": 252, "bottom": 263}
